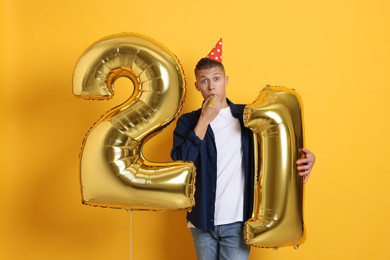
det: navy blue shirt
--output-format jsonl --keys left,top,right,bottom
{"left": 171, "top": 99, "right": 254, "bottom": 231}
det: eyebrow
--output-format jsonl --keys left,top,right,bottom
{"left": 199, "top": 72, "right": 221, "bottom": 79}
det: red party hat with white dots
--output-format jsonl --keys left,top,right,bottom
{"left": 206, "top": 38, "right": 223, "bottom": 62}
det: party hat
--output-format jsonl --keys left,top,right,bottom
{"left": 206, "top": 38, "right": 223, "bottom": 62}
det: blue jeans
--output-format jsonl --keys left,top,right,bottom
{"left": 190, "top": 222, "right": 250, "bottom": 260}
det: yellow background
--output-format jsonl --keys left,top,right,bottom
{"left": 2, "top": 0, "right": 390, "bottom": 259}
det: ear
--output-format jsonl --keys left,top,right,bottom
{"left": 225, "top": 75, "right": 229, "bottom": 86}
{"left": 194, "top": 81, "right": 200, "bottom": 91}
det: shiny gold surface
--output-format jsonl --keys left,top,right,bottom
{"left": 243, "top": 85, "right": 305, "bottom": 248}
{"left": 73, "top": 33, "right": 196, "bottom": 211}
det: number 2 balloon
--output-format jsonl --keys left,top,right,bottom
{"left": 73, "top": 33, "right": 196, "bottom": 211}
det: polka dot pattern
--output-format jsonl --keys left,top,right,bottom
{"left": 206, "top": 38, "right": 223, "bottom": 63}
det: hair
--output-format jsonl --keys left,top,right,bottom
{"left": 194, "top": 57, "right": 225, "bottom": 75}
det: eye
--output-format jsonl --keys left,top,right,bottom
{"left": 201, "top": 79, "right": 209, "bottom": 84}
{"left": 213, "top": 76, "right": 221, "bottom": 81}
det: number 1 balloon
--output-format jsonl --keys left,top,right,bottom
{"left": 73, "top": 33, "right": 196, "bottom": 211}
{"left": 243, "top": 85, "right": 306, "bottom": 248}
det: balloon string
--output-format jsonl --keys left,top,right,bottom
{"left": 129, "top": 210, "right": 133, "bottom": 260}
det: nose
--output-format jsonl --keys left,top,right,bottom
{"left": 208, "top": 81, "right": 215, "bottom": 90}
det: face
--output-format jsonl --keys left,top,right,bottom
{"left": 195, "top": 67, "right": 229, "bottom": 105}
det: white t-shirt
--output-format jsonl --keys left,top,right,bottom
{"left": 210, "top": 106, "right": 244, "bottom": 225}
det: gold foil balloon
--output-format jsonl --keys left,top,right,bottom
{"left": 243, "top": 85, "right": 305, "bottom": 248}
{"left": 73, "top": 33, "right": 196, "bottom": 211}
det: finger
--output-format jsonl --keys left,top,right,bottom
{"left": 296, "top": 158, "right": 307, "bottom": 164}
{"left": 300, "top": 148, "right": 315, "bottom": 160}
{"left": 297, "top": 154, "right": 315, "bottom": 164}
{"left": 296, "top": 157, "right": 312, "bottom": 165}
{"left": 302, "top": 148, "right": 316, "bottom": 162}
{"left": 300, "top": 167, "right": 311, "bottom": 174}
{"left": 298, "top": 165, "right": 307, "bottom": 172}
{"left": 300, "top": 148, "right": 309, "bottom": 154}
{"left": 301, "top": 148, "right": 314, "bottom": 155}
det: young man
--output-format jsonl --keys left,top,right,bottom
{"left": 171, "top": 41, "right": 315, "bottom": 260}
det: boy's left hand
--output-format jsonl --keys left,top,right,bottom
{"left": 296, "top": 148, "right": 316, "bottom": 184}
